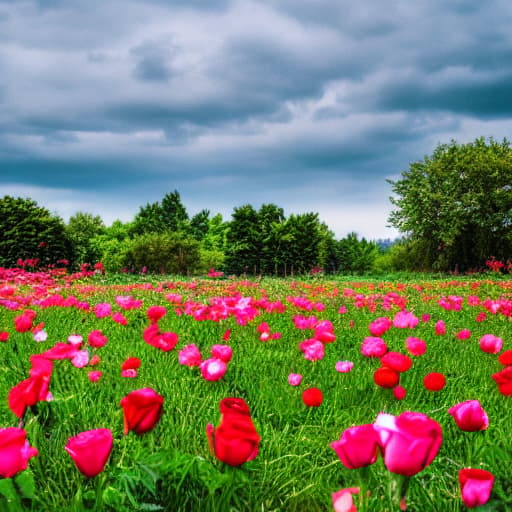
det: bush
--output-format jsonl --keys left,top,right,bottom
{"left": 122, "top": 232, "right": 201, "bottom": 274}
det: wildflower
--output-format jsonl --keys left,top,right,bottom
{"left": 405, "top": 337, "right": 427, "bottom": 356}
{"left": 288, "top": 373, "right": 302, "bottom": 386}
{"left": 206, "top": 397, "right": 260, "bottom": 466}
{"left": 335, "top": 361, "right": 354, "bottom": 373}
{"left": 361, "top": 337, "right": 388, "bottom": 358}
{"left": 331, "top": 424, "right": 379, "bottom": 469}
{"left": 302, "top": 387, "right": 323, "bottom": 407}
{"left": 0, "top": 427, "right": 38, "bottom": 478}
{"left": 65, "top": 429, "right": 113, "bottom": 477}
{"left": 373, "top": 367, "right": 400, "bottom": 388}
{"left": 120, "top": 388, "right": 164, "bottom": 435}
{"left": 448, "top": 400, "right": 489, "bottom": 432}
{"left": 479, "top": 334, "right": 503, "bottom": 354}
{"left": 459, "top": 468, "right": 494, "bottom": 508}
{"left": 374, "top": 411, "right": 442, "bottom": 476}
{"left": 178, "top": 344, "right": 202, "bottom": 366}
{"left": 200, "top": 358, "right": 227, "bottom": 381}
{"left": 332, "top": 487, "right": 360, "bottom": 512}
{"left": 424, "top": 372, "right": 446, "bottom": 391}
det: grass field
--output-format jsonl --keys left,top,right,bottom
{"left": 0, "top": 269, "right": 511, "bottom": 511}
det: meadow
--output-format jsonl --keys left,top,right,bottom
{"left": 0, "top": 267, "right": 511, "bottom": 511}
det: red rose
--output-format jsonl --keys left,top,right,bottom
{"left": 120, "top": 388, "right": 164, "bottom": 435}
{"left": 302, "top": 387, "right": 323, "bottom": 407}
{"left": 492, "top": 366, "right": 512, "bottom": 395}
{"left": 206, "top": 397, "right": 260, "bottom": 466}
{"left": 373, "top": 367, "right": 400, "bottom": 388}
{"left": 424, "top": 372, "right": 446, "bottom": 391}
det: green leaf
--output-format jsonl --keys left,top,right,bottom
{"left": 14, "top": 471, "right": 35, "bottom": 499}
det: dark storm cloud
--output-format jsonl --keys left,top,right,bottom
{"left": 1, "top": 0, "right": 512, "bottom": 238}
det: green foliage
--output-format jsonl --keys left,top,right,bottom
{"left": 0, "top": 196, "right": 73, "bottom": 267}
{"left": 122, "top": 232, "right": 200, "bottom": 274}
{"left": 198, "top": 248, "right": 225, "bottom": 274}
{"left": 130, "top": 190, "right": 189, "bottom": 236}
{"left": 337, "top": 232, "right": 379, "bottom": 274}
{"left": 66, "top": 212, "right": 106, "bottom": 266}
{"left": 89, "top": 220, "right": 132, "bottom": 272}
{"left": 189, "top": 209, "right": 211, "bottom": 241}
{"left": 388, "top": 137, "right": 512, "bottom": 271}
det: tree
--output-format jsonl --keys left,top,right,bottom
{"left": 388, "top": 137, "right": 512, "bottom": 271}
{"left": 224, "top": 205, "right": 260, "bottom": 274}
{"left": 257, "top": 203, "right": 285, "bottom": 274}
{"left": 66, "top": 212, "right": 105, "bottom": 265}
{"left": 189, "top": 209, "right": 211, "bottom": 241}
{"left": 161, "top": 190, "right": 189, "bottom": 232}
{"left": 337, "top": 232, "right": 379, "bottom": 274}
{"left": 130, "top": 202, "right": 166, "bottom": 236}
{"left": 0, "top": 196, "right": 73, "bottom": 267}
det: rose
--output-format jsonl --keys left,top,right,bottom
{"left": 0, "top": 427, "right": 38, "bottom": 478}
{"left": 459, "top": 468, "right": 494, "bottom": 508}
{"left": 374, "top": 411, "right": 442, "bottom": 476}
{"left": 448, "top": 400, "right": 489, "bottom": 432}
{"left": 65, "top": 428, "right": 113, "bottom": 478}
{"left": 331, "top": 424, "right": 379, "bottom": 469}
{"left": 206, "top": 397, "right": 260, "bottom": 466}
{"left": 120, "top": 388, "right": 164, "bottom": 435}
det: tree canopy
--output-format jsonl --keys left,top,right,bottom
{"left": 388, "top": 137, "right": 512, "bottom": 271}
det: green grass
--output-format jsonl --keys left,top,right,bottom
{"left": 0, "top": 274, "right": 511, "bottom": 511}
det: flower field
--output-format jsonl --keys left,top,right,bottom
{"left": 1, "top": 267, "right": 512, "bottom": 511}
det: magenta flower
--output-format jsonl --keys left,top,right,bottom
{"left": 361, "top": 337, "right": 388, "bottom": 358}
{"left": 178, "top": 344, "right": 202, "bottom": 366}
{"left": 88, "top": 329, "right": 108, "bottom": 348}
{"left": 405, "top": 336, "right": 427, "bottom": 356}
{"left": 0, "top": 427, "right": 38, "bottom": 478}
{"left": 393, "top": 311, "right": 419, "bottom": 329}
{"left": 459, "top": 469, "right": 494, "bottom": 508}
{"left": 288, "top": 373, "right": 302, "bottom": 386}
{"left": 368, "top": 317, "right": 392, "bottom": 336}
{"left": 211, "top": 344, "right": 233, "bottom": 363}
{"left": 112, "top": 312, "right": 128, "bottom": 325}
{"left": 456, "top": 329, "right": 471, "bottom": 340}
{"left": 374, "top": 411, "right": 442, "bottom": 476}
{"left": 335, "top": 361, "right": 354, "bottom": 373}
{"left": 200, "top": 358, "right": 227, "bottom": 381}
{"left": 71, "top": 350, "right": 89, "bottom": 368}
{"left": 88, "top": 371, "right": 102, "bottom": 382}
{"left": 435, "top": 320, "right": 446, "bottom": 335}
{"left": 299, "top": 338, "right": 325, "bottom": 361}
{"left": 479, "top": 334, "right": 503, "bottom": 354}
{"left": 94, "top": 303, "right": 112, "bottom": 318}
{"left": 331, "top": 424, "right": 380, "bottom": 469}
{"left": 448, "top": 400, "right": 489, "bottom": 431}
{"left": 332, "top": 487, "right": 359, "bottom": 512}
{"left": 121, "top": 369, "right": 137, "bottom": 378}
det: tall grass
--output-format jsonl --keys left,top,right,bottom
{"left": 0, "top": 274, "right": 511, "bottom": 510}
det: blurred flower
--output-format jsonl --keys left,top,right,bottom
{"left": 459, "top": 468, "right": 494, "bottom": 508}
{"left": 331, "top": 424, "right": 379, "bottom": 469}
{"left": 0, "top": 427, "right": 38, "bottom": 478}
{"left": 368, "top": 317, "right": 392, "bottom": 336}
{"left": 178, "top": 344, "right": 202, "bottom": 367}
{"left": 88, "top": 371, "right": 102, "bottom": 382}
{"left": 491, "top": 366, "right": 512, "bottom": 395}
{"left": 380, "top": 352, "right": 412, "bottom": 373}
{"left": 373, "top": 367, "right": 400, "bottom": 389}
{"left": 435, "top": 320, "right": 446, "bottom": 335}
{"left": 479, "top": 334, "right": 503, "bottom": 354}
{"left": 448, "top": 400, "right": 489, "bottom": 431}
{"left": 65, "top": 429, "right": 113, "bottom": 478}
{"left": 88, "top": 329, "right": 108, "bottom": 348}
{"left": 405, "top": 337, "right": 427, "bottom": 356}
{"left": 206, "top": 397, "right": 260, "bottom": 466}
{"left": 374, "top": 411, "right": 442, "bottom": 476}
{"left": 393, "top": 386, "right": 407, "bottom": 400}
{"left": 147, "top": 305, "right": 167, "bottom": 324}
{"left": 302, "top": 387, "right": 323, "bottom": 407}
{"left": 424, "top": 372, "right": 446, "bottom": 391}
{"left": 211, "top": 344, "right": 233, "bottom": 363}
{"left": 456, "top": 329, "right": 471, "bottom": 340}
{"left": 361, "top": 337, "right": 388, "bottom": 358}
{"left": 335, "top": 361, "right": 354, "bottom": 373}
{"left": 288, "top": 373, "right": 302, "bottom": 386}
{"left": 332, "top": 487, "right": 360, "bottom": 512}
{"left": 120, "top": 388, "right": 164, "bottom": 435}
{"left": 200, "top": 358, "right": 227, "bottom": 381}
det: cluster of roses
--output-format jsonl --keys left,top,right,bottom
{"left": 331, "top": 408, "right": 494, "bottom": 510}
{"left": 178, "top": 342, "right": 233, "bottom": 381}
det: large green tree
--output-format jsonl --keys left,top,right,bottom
{"left": 66, "top": 212, "right": 105, "bottom": 265}
{"left": 0, "top": 196, "right": 73, "bottom": 267}
{"left": 388, "top": 137, "right": 512, "bottom": 271}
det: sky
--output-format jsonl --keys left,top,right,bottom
{"left": 2, "top": 0, "right": 512, "bottom": 240}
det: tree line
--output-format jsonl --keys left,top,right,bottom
{"left": 1, "top": 137, "right": 511, "bottom": 275}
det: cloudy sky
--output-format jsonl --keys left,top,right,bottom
{"left": 2, "top": 0, "right": 512, "bottom": 240}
